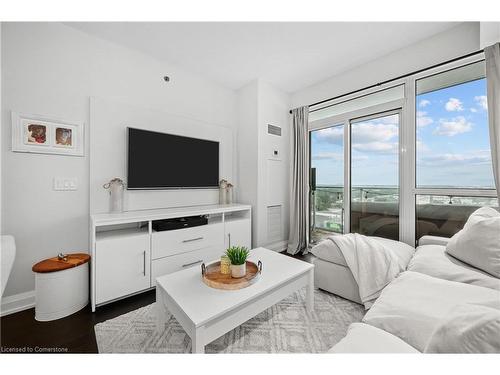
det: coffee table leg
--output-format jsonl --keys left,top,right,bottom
{"left": 306, "top": 269, "right": 314, "bottom": 313}
{"left": 156, "top": 287, "right": 167, "bottom": 332}
{"left": 192, "top": 327, "right": 205, "bottom": 354}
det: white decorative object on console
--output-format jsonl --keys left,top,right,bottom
{"left": 90, "top": 203, "right": 251, "bottom": 312}
{"left": 103, "top": 178, "right": 126, "bottom": 213}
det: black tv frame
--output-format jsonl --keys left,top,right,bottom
{"left": 126, "top": 127, "right": 220, "bottom": 190}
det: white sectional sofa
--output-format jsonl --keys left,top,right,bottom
{"left": 314, "top": 235, "right": 500, "bottom": 353}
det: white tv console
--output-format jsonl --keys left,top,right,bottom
{"left": 90, "top": 203, "right": 252, "bottom": 312}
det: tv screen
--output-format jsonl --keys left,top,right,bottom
{"left": 127, "top": 128, "right": 219, "bottom": 189}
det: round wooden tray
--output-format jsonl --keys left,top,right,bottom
{"left": 201, "top": 260, "right": 262, "bottom": 290}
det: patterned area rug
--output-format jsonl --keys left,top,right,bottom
{"left": 94, "top": 288, "right": 364, "bottom": 353}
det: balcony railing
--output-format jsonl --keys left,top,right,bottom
{"left": 311, "top": 185, "right": 498, "bottom": 241}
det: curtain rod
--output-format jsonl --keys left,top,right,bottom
{"left": 289, "top": 49, "right": 484, "bottom": 114}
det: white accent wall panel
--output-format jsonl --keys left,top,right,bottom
{"left": 89, "top": 97, "right": 234, "bottom": 213}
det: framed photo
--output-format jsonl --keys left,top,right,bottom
{"left": 12, "top": 112, "right": 84, "bottom": 156}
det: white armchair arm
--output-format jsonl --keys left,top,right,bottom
{"left": 418, "top": 235, "right": 451, "bottom": 247}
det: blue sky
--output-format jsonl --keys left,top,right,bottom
{"left": 311, "top": 78, "right": 494, "bottom": 188}
{"left": 416, "top": 78, "right": 493, "bottom": 188}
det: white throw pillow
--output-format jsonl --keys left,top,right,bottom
{"left": 425, "top": 300, "right": 500, "bottom": 353}
{"left": 446, "top": 207, "right": 500, "bottom": 278}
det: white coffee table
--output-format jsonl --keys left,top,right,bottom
{"left": 155, "top": 247, "right": 314, "bottom": 353}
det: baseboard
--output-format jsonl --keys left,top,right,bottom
{"left": 265, "top": 240, "right": 288, "bottom": 253}
{"left": 1, "top": 290, "right": 35, "bottom": 317}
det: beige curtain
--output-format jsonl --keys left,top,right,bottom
{"left": 287, "top": 106, "right": 310, "bottom": 255}
{"left": 485, "top": 43, "right": 500, "bottom": 205}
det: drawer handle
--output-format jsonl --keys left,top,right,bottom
{"left": 182, "top": 237, "right": 204, "bottom": 243}
{"left": 182, "top": 260, "right": 203, "bottom": 268}
{"left": 143, "top": 251, "right": 146, "bottom": 276}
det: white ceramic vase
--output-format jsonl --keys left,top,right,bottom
{"left": 104, "top": 178, "right": 125, "bottom": 213}
{"left": 230, "top": 263, "right": 246, "bottom": 278}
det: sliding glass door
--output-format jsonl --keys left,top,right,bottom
{"left": 350, "top": 111, "right": 400, "bottom": 240}
{"left": 309, "top": 110, "right": 401, "bottom": 242}
{"left": 309, "top": 85, "right": 404, "bottom": 242}
{"left": 310, "top": 124, "right": 344, "bottom": 243}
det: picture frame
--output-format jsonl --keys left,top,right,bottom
{"left": 11, "top": 112, "right": 84, "bottom": 156}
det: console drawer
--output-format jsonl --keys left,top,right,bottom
{"left": 151, "top": 246, "right": 221, "bottom": 285}
{"left": 152, "top": 222, "right": 223, "bottom": 259}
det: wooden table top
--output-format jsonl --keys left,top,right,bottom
{"left": 32, "top": 253, "right": 90, "bottom": 273}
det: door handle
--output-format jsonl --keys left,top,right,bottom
{"left": 143, "top": 251, "right": 146, "bottom": 276}
{"left": 228, "top": 233, "right": 231, "bottom": 248}
{"left": 182, "top": 260, "right": 203, "bottom": 268}
{"left": 182, "top": 237, "right": 204, "bottom": 243}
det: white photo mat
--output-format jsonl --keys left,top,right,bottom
{"left": 11, "top": 112, "right": 84, "bottom": 156}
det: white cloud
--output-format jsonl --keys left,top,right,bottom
{"left": 419, "top": 99, "right": 431, "bottom": 108}
{"left": 352, "top": 141, "right": 398, "bottom": 154}
{"left": 312, "top": 152, "right": 343, "bottom": 161}
{"left": 433, "top": 116, "right": 472, "bottom": 137}
{"left": 416, "top": 139, "right": 429, "bottom": 153}
{"left": 416, "top": 111, "right": 433, "bottom": 128}
{"left": 315, "top": 126, "right": 343, "bottom": 145}
{"left": 470, "top": 108, "right": 478, "bottom": 113}
{"left": 316, "top": 116, "right": 399, "bottom": 154}
{"left": 474, "top": 95, "right": 488, "bottom": 110}
{"left": 419, "top": 151, "right": 491, "bottom": 166}
{"left": 445, "top": 98, "right": 464, "bottom": 112}
{"left": 351, "top": 121, "right": 398, "bottom": 143}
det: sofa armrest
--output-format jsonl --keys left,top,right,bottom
{"left": 418, "top": 235, "right": 451, "bottom": 247}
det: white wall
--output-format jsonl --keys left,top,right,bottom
{"left": 259, "top": 81, "right": 291, "bottom": 250}
{"left": 480, "top": 22, "right": 500, "bottom": 48}
{"left": 1, "top": 22, "right": 237, "bottom": 301}
{"left": 236, "top": 81, "right": 259, "bottom": 246}
{"left": 292, "top": 23, "right": 480, "bottom": 108}
{"left": 237, "top": 80, "right": 290, "bottom": 250}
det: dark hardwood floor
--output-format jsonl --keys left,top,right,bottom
{"left": 0, "top": 252, "right": 314, "bottom": 354}
{"left": 1, "top": 289, "right": 156, "bottom": 353}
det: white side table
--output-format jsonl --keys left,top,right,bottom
{"left": 32, "top": 253, "right": 90, "bottom": 321}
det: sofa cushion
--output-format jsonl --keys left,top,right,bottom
{"left": 425, "top": 301, "right": 500, "bottom": 353}
{"left": 362, "top": 271, "right": 500, "bottom": 352}
{"left": 446, "top": 206, "right": 500, "bottom": 278}
{"left": 329, "top": 323, "right": 419, "bottom": 353}
{"left": 408, "top": 244, "right": 500, "bottom": 290}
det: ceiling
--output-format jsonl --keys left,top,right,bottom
{"left": 68, "top": 22, "right": 461, "bottom": 93}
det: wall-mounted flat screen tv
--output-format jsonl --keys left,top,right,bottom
{"left": 127, "top": 127, "right": 219, "bottom": 189}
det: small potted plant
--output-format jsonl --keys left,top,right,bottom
{"left": 225, "top": 246, "right": 250, "bottom": 278}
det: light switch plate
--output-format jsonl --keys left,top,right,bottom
{"left": 53, "top": 177, "right": 78, "bottom": 191}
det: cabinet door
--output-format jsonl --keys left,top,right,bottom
{"left": 96, "top": 234, "right": 150, "bottom": 305}
{"left": 224, "top": 218, "right": 251, "bottom": 249}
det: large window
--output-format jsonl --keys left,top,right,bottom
{"left": 414, "top": 60, "right": 497, "bottom": 241}
{"left": 308, "top": 54, "right": 498, "bottom": 246}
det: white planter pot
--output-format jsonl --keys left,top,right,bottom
{"left": 231, "top": 263, "right": 246, "bottom": 278}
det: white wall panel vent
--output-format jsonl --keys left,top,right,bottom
{"left": 267, "top": 124, "right": 282, "bottom": 136}
{"left": 267, "top": 205, "right": 282, "bottom": 244}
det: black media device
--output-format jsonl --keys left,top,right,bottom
{"left": 127, "top": 127, "right": 220, "bottom": 190}
{"left": 152, "top": 215, "right": 208, "bottom": 232}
